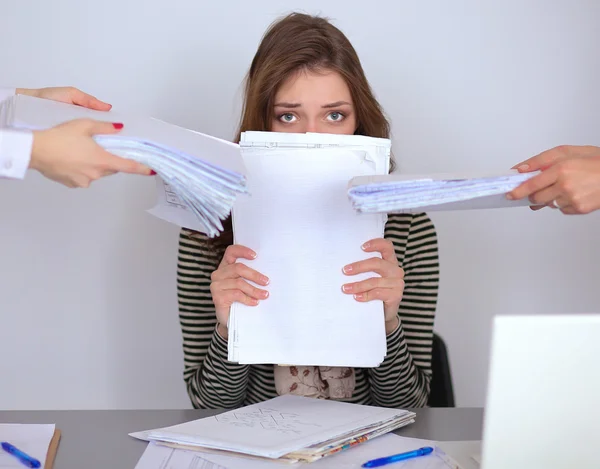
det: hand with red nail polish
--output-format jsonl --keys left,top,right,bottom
{"left": 341, "top": 238, "right": 404, "bottom": 335}
{"left": 209, "top": 244, "right": 270, "bottom": 340}
{"left": 29, "top": 119, "right": 154, "bottom": 188}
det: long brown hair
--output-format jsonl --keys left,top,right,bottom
{"left": 209, "top": 12, "right": 394, "bottom": 248}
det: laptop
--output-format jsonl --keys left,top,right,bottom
{"left": 479, "top": 313, "right": 600, "bottom": 468}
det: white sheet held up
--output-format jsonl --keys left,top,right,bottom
{"left": 228, "top": 132, "right": 391, "bottom": 367}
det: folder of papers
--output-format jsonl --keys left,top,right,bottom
{"left": 348, "top": 171, "right": 538, "bottom": 213}
{"left": 130, "top": 395, "right": 416, "bottom": 464}
{"left": 0, "top": 94, "right": 247, "bottom": 237}
{"left": 228, "top": 131, "right": 392, "bottom": 367}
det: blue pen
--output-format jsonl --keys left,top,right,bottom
{"left": 361, "top": 446, "right": 433, "bottom": 468}
{"left": 1, "top": 442, "right": 41, "bottom": 468}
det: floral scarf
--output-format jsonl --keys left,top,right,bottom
{"left": 273, "top": 365, "right": 356, "bottom": 399}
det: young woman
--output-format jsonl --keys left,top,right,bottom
{"left": 177, "top": 12, "right": 439, "bottom": 409}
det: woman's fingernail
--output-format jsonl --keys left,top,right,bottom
{"left": 506, "top": 193, "right": 514, "bottom": 200}
{"left": 250, "top": 251, "right": 257, "bottom": 259}
{"left": 354, "top": 293, "right": 364, "bottom": 300}
{"left": 343, "top": 265, "right": 353, "bottom": 273}
{"left": 261, "top": 290, "right": 269, "bottom": 298}
{"left": 262, "top": 276, "right": 270, "bottom": 285}
{"left": 149, "top": 170, "right": 156, "bottom": 176}
{"left": 251, "top": 299, "right": 259, "bottom": 306}
{"left": 342, "top": 284, "right": 352, "bottom": 293}
{"left": 112, "top": 122, "right": 124, "bottom": 129}
{"left": 362, "top": 242, "right": 370, "bottom": 250}
{"left": 517, "top": 164, "right": 529, "bottom": 171}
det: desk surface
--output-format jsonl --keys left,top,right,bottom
{"left": 0, "top": 408, "right": 483, "bottom": 468}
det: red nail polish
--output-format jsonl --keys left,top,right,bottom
{"left": 149, "top": 170, "right": 156, "bottom": 176}
{"left": 112, "top": 123, "right": 124, "bottom": 129}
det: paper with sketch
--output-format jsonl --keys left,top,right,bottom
{"left": 434, "top": 441, "right": 482, "bottom": 469}
{"left": 0, "top": 94, "right": 246, "bottom": 237}
{"left": 135, "top": 434, "right": 450, "bottom": 469}
{"left": 228, "top": 131, "right": 390, "bottom": 367}
{"left": 130, "top": 395, "right": 415, "bottom": 460}
{"left": 0, "top": 424, "right": 55, "bottom": 469}
{"left": 135, "top": 442, "right": 228, "bottom": 469}
{"left": 348, "top": 171, "right": 538, "bottom": 213}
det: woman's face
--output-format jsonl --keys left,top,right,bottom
{"left": 271, "top": 68, "right": 357, "bottom": 135}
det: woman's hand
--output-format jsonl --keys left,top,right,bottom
{"left": 341, "top": 238, "right": 404, "bottom": 334}
{"left": 16, "top": 86, "right": 112, "bottom": 111}
{"left": 210, "top": 245, "right": 270, "bottom": 340}
{"left": 30, "top": 119, "right": 153, "bottom": 188}
{"left": 507, "top": 145, "right": 600, "bottom": 214}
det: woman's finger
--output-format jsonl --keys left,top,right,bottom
{"left": 219, "top": 244, "right": 257, "bottom": 267}
{"left": 343, "top": 257, "right": 403, "bottom": 278}
{"left": 352, "top": 288, "right": 400, "bottom": 303}
{"left": 342, "top": 277, "right": 403, "bottom": 295}
{"left": 213, "top": 278, "right": 269, "bottom": 301}
{"left": 212, "top": 261, "right": 269, "bottom": 285}
{"left": 361, "top": 238, "right": 397, "bottom": 264}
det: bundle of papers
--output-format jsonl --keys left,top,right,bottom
{"left": 348, "top": 171, "right": 538, "bottom": 214}
{"left": 130, "top": 395, "right": 417, "bottom": 464}
{"left": 135, "top": 434, "right": 458, "bottom": 469}
{"left": 0, "top": 94, "right": 247, "bottom": 237}
{"left": 228, "top": 131, "right": 392, "bottom": 367}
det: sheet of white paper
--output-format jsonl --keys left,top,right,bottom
{"left": 0, "top": 424, "right": 55, "bottom": 469}
{"left": 229, "top": 146, "right": 388, "bottom": 367}
{"left": 146, "top": 177, "right": 208, "bottom": 232}
{"left": 135, "top": 442, "right": 228, "bottom": 469}
{"left": 130, "top": 395, "right": 414, "bottom": 460}
{"left": 136, "top": 435, "right": 450, "bottom": 469}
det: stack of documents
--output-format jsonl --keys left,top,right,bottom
{"left": 130, "top": 395, "right": 416, "bottom": 464}
{"left": 135, "top": 434, "right": 454, "bottom": 469}
{"left": 0, "top": 94, "right": 247, "bottom": 237}
{"left": 348, "top": 171, "right": 538, "bottom": 213}
{"left": 228, "top": 131, "right": 391, "bottom": 367}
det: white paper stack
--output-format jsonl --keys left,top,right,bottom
{"left": 348, "top": 171, "right": 538, "bottom": 214}
{"left": 0, "top": 94, "right": 247, "bottom": 236}
{"left": 130, "top": 395, "right": 417, "bottom": 464}
{"left": 228, "top": 131, "right": 391, "bottom": 367}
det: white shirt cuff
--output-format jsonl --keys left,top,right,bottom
{"left": 0, "top": 88, "right": 16, "bottom": 104}
{"left": 0, "top": 129, "right": 33, "bottom": 179}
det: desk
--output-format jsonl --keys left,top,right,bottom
{"left": 0, "top": 408, "right": 483, "bottom": 468}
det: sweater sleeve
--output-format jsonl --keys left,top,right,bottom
{"left": 177, "top": 229, "right": 251, "bottom": 409}
{"left": 367, "top": 213, "right": 440, "bottom": 408}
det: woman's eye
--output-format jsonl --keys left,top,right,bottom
{"left": 279, "top": 113, "right": 296, "bottom": 123}
{"left": 327, "top": 112, "right": 344, "bottom": 122}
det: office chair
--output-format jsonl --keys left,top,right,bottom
{"left": 428, "top": 332, "right": 456, "bottom": 407}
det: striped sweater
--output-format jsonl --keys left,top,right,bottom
{"left": 177, "top": 213, "right": 439, "bottom": 409}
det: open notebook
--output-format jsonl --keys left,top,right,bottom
{"left": 228, "top": 131, "right": 391, "bottom": 367}
{"left": 130, "top": 395, "right": 416, "bottom": 464}
{"left": 0, "top": 94, "right": 246, "bottom": 237}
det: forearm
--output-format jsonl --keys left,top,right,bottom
{"left": 185, "top": 327, "right": 251, "bottom": 409}
{"left": 368, "top": 317, "right": 431, "bottom": 408}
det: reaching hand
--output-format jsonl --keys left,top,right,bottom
{"left": 341, "top": 238, "right": 404, "bottom": 334}
{"left": 507, "top": 145, "right": 600, "bottom": 214}
{"left": 30, "top": 119, "right": 154, "bottom": 188}
{"left": 16, "top": 86, "right": 112, "bottom": 111}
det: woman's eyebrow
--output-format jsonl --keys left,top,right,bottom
{"left": 322, "top": 101, "right": 351, "bottom": 108}
{"left": 274, "top": 102, "right": 301, "bottom": 108}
